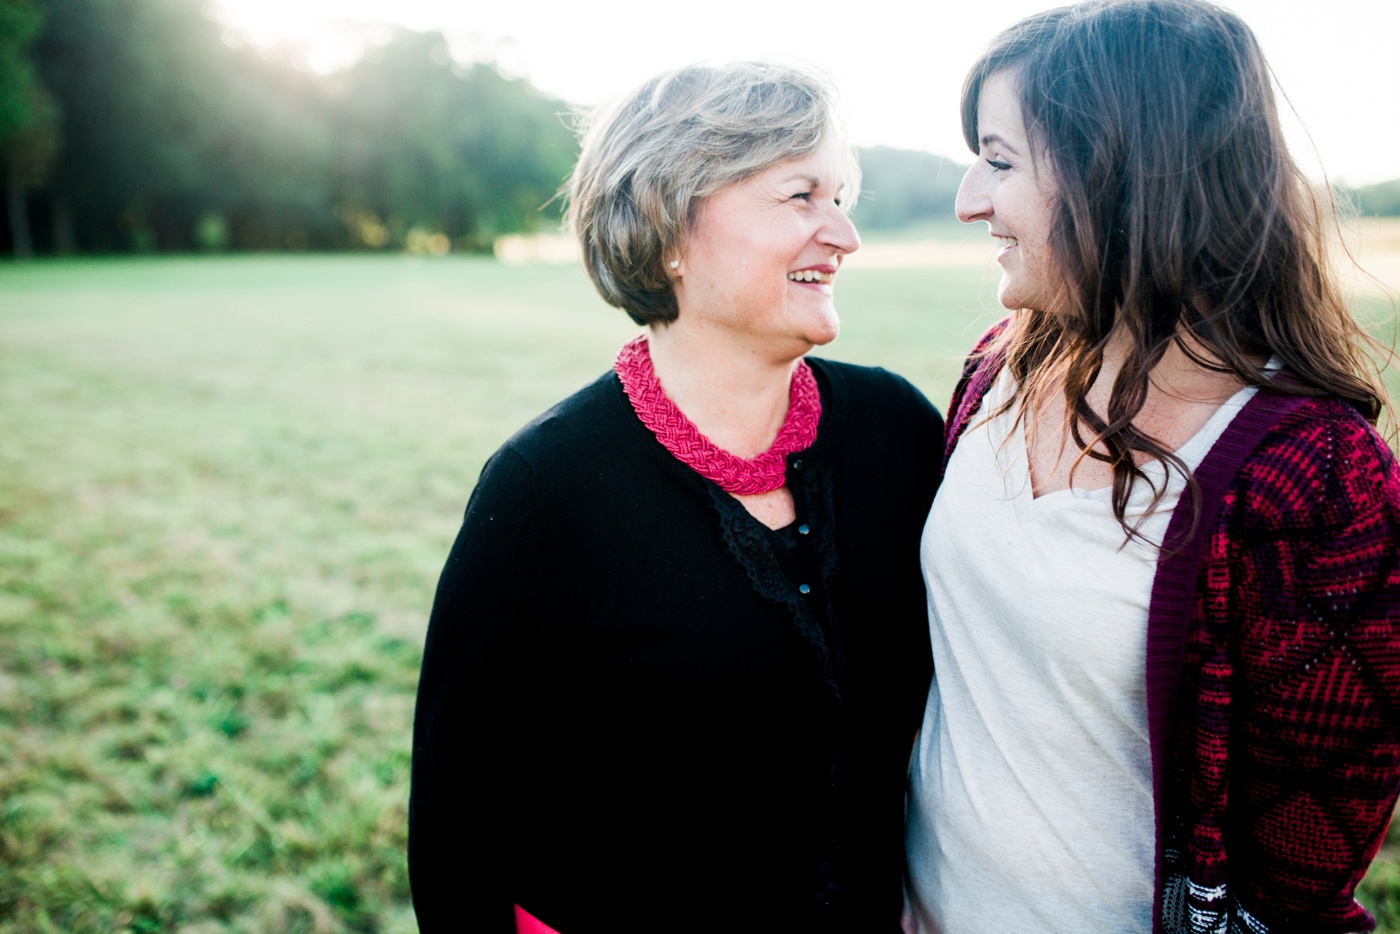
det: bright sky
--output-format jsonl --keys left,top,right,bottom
{"left": 212, "top": 0, "right": 1399, "bottom": 187}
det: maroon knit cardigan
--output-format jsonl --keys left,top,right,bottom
{"left": 944, "top": 322, "right": 1400, "bottom": 934}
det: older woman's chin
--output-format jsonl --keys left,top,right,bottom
{"left": 808, "top": 321, "right": 840, "bottom": 347}
{"left": 804, "top": 308, "right": 841, "bottom": 347}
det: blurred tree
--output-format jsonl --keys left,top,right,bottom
{"left": 1352, "top": 179, "right": 1400, "bottom": 217}
{"left": 1, "top": 0, "right": 594, "bottom": 255}
{"left": 215, "top": 46, "right": 339, "bottom": 250}
{"left": 0, "top": 0, "right": 55, "bottom": 258}
{"left": 332, "top": 29, "right": 576, "bottom": 252}
{"left": 34, "top": 0, "right": 259, "bottom": 250}
{"left": 851, "top": 146, "right": 966, "bottom": 231}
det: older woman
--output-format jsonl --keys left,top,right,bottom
{"left": 409, "top": 62, "right": 942, "bottom": 933}
{"left": 904, "top": 2, "right": 1400, "bottom": 933}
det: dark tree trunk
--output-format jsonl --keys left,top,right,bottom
{"left": 5, "top": 161, "right": 34, "bottom": 260}
{"left": 51, "top": 191, "right": 75, "bottom": 254}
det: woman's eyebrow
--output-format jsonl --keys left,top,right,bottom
{"left": 979, "top": 133, "right": 1021, "bottom": 155}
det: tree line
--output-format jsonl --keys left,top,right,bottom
{"left": 0, "top": 0, "right": 975, "bottom": 259}
{"left": 0, "top": 0, "right": 583, "bottom": 257}
{"left": 7, "top": 0, "right": 1385, "bottom": 261}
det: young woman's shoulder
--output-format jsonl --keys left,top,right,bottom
{"left": 1234, "top": 394, "right": 1400, "bottom": 532}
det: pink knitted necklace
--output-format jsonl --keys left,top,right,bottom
{"left": 614, "top": 335, "right": 821, "bottom": 495}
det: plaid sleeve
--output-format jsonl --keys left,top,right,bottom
{"left": 1227, "top": 405, "right": 1400, "bottom": 932}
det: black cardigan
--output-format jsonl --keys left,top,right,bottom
{"left": 409, "top": 357, "right": 943, "bottom": 933}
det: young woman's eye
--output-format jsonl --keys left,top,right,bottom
{"left": 987, "top": 159, "right": 1012, "bottom": 172}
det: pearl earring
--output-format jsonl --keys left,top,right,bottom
{"left": 669, "top": 260, "right": 679, "bottom": 270}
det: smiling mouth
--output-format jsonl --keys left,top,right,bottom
{"left": 994, "top": 236, "right": 1017, "bottom": 249}
{"left": 787, "top": 270, "right": 833, "bottom": 283}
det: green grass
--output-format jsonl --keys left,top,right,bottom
{"left": 0, "top": 254, "right": 1396, "bottom": 932}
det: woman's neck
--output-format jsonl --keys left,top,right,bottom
{"left": 645, "top": 322, "right": 804, "bottom": 459}
{"left": 1026, "top": 324, "right": 1253, "bottom": 497}
{"left": 1096, "top": 326, "right": 1247, "bottom": 408}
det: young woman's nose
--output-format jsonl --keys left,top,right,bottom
{"left": 955, "top": 163, "right": 992, "bottom": 225}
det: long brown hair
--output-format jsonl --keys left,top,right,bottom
{"left": 962, "top": 0, "right": 1389, "bottom": 532}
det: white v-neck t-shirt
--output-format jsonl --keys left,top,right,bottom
{"left": 903, "top": 370, "right": 1256, "bottom": 934}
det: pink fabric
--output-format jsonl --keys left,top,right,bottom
{"left": 514, "top": 904, "right": 562, "bottom": 934}
{"left": 613, "top": 334, "right": 821, "bottom": 494}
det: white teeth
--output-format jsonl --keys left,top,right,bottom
{"left": 787, "top": 270, "right": 832, "bottom": 283}
{"left": 994, "top": 236, "right": 1017, "bottom": 248}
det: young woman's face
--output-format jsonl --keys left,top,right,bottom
{"left": 955, "top": 70, "right": 1066, "bottom": 313}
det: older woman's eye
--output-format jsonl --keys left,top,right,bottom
{"left": 791, "top": 192, "right": 813, "bottom": 201}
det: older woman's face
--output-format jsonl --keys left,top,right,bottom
{"left": 673, "top": 138, "right": 858, "bottom": 353}
{"left": 955, "top": 70, "right": 1066, "bottom": 313}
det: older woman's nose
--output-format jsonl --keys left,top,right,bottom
{"left": 822, "top": 206, "right": 861, "bottom": 255}
{"left": 955, "top": 163, "right": 991, "bottom": 224}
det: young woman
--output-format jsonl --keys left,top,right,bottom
{"left": 903, "top": 2, "right": 1400, "bottom": 932}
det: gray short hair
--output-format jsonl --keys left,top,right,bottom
{"left": 565, "top": 61, "right": 859, "bottom": 326}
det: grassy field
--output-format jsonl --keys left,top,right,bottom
{"left": 1, "top": 247, "right": 1398, "bottom": 932}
